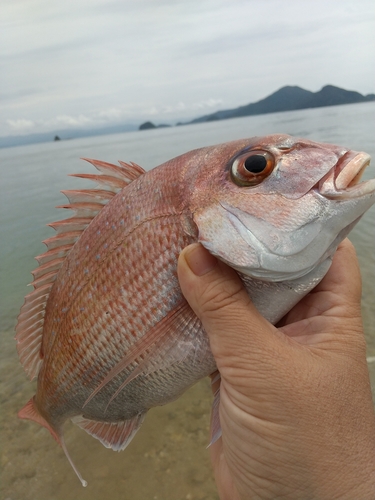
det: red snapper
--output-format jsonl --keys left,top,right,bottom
{"left": 16, "top": 134, "right": 375, "bottom": 485}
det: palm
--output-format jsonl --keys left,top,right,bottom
{"left": 209, "top": 438, "right": 241, "bottom": 500}
{"left": 208, "top": 240, "right": 363, "bottom": 498}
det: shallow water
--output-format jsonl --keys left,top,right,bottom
{"left": 1, "top": 102, "right": 374, "bottom": 499}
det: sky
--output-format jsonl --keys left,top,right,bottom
{"left": 1, "top": 0, "right": 374, "bottom": 138}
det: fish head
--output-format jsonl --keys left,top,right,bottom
{"left": 187, "top": 134, "right": 375, "bottom": 281}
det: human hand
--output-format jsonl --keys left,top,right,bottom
{"left": 177, "top": 239, "right": 375, "bottom": 499}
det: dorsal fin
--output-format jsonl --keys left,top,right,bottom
{"left": 15, "top": 159, "right": 146, "bottom": 380}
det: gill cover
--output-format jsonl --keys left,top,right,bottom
{"left": 193, "top": 137, "right": 372, "bottom": 281}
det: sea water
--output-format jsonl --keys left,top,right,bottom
{"left": 1, "top": 102, "right": 374, "bottom": 500}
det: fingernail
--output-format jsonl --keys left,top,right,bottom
{"left": 184, "top": 244, "right": 218, "bottom": 276}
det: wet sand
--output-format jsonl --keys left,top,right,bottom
{"left": 3, "top": 338, "right": 375, "bottom": 500}
{"left": 0, "top": 332, "right": 218, "bottom": 500}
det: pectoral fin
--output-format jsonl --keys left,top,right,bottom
{"left": 84, "top": 300, "right": 200, "bottom": 409}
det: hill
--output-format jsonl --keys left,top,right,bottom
{"left": 189, "top": 85, "right": 375, "bottom": 124}
{"left": 2, "top": 85, "right": 374, "bottom": 148}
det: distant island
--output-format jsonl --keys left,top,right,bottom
{"left": 139, "top": 121, "right": 171, "bottom": 130}
{"left": 186, "top": 85, "right": 375, "bottom": 125}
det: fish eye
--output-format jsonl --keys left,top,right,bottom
{"left": 231, "top": 150, "right": 275, "bottom": 186}
{"left": 244, "top": 154, "right": 267, "bottom": 173}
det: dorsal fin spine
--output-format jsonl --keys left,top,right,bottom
{"left": 43, "top": 231, "right": 81, "bottom": 250}
{"left": 16, "top": 325, "right": 43, "bottom": 343}
{"left": 35, "top": 245, "right": 74, "bottom": 266}
{"left": 15, "top": 159, "right": 146, "bottom": 380}
{"left": 16, "top": 311, "right": 45, "bottom": 331}
{"left": 60, "top": 188, "right": 115, "bottom": 204}
{"left": 30, "top": 271, "right": 57, "bottom": 289}
{"left": 17, "top": 298, "right": 46, "bottom": 318}
{"left": 31, "top": 258, "right": 65, "bottom": 280}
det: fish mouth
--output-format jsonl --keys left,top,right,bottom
{"left": 319, "top": 151, "right": 375, "bottom": 199}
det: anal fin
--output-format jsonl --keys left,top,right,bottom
{"left": 71, "top": 412, "right": 146, "bottom": 451}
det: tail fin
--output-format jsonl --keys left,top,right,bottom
{"left": 18, "top": 397, "right": 87, "bottom": 487}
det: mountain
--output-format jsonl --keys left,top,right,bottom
{"left": 189, "top": 85, "right": 375, "bottom": 124}
{"left": 2, "top": 85, "right": 374, "bottom": 148}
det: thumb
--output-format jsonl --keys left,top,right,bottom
{"left": 177, "top": 243, "right": 278, "bottom": 368}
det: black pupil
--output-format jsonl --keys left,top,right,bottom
{"left": 244, "top": 154, "right": 267, "bottom": 173}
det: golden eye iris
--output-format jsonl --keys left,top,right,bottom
{"left": 231, "top": 150, "right": 275, "bottom": 186}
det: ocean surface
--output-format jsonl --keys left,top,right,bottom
{"left": 1, "top": 101, "right": 374, "bottom": 500}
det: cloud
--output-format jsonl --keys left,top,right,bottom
{"left": 145, "top": 99, "right": 224, "bottom": 117}
{"left": 161, "top": 102, "right": 186, "bottom": 114}
{"left": 1, "top": 0, "right": 374, "bottom": 137}
{"left": 4, "top": 110, "right": 126, "bottom": 136}
{"left": 192, "top": 99, "right": 223, "bottom": 110}
{"left": 97, "top": 108, "right": 123, "bottom": 120}
{"left": 54, "top": 114, "right": 92, "bottom": 127}
{"left": 6, "top": 119, "right": 35, "bottom": 131}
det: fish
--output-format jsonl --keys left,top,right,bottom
{"left": 15, "top": 134, "right": 375, "bottom": 486}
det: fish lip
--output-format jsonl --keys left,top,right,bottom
{"left": 318, "top": 152, "right": 375, "bottom": 199}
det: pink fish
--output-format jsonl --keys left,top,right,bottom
{"left": 16, "top": 134, "right": 375, "bottom": 486}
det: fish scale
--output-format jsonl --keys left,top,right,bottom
{"left": 39, "top": 221, "right": 197, "bottom": 416}
{"left": 15, "top": 135, "right": 375, "bottom": 486}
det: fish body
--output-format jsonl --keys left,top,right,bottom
{"left": 16, "top": 134, "right": 375, "bottom": 485}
